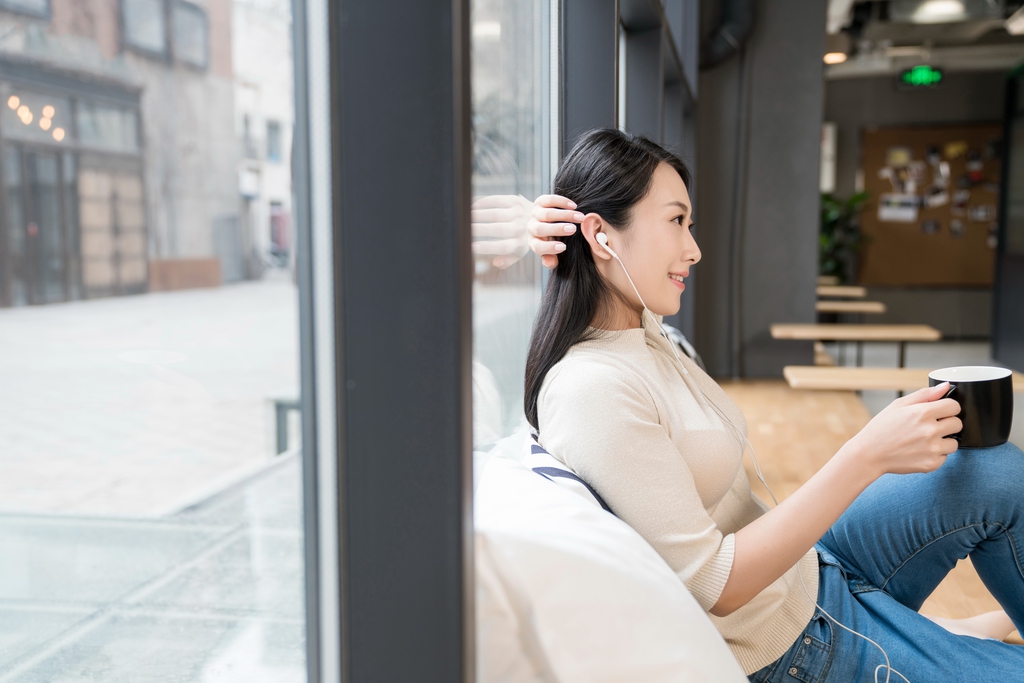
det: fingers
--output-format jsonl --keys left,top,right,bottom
{"left": 472, "top": 238, "right": 524, "bottom": 256}
{"left": 899, "top": 382, "right": 950, "bottom": 405}
{"left": 472, "top": 221, "right": 525, "bottom": 238}
{"left": 472, "top": 206, "right": 527, "bottom": 223}
{"left": 933, "top": 397, "right": 962, "bottom": 418}
{"left": 936, "top": 412, "right": 963, "bottom": 435}
{"left": 491, "top": 254, "right": 524, "bottom": 269}
{"left": 540, "top": 254, "right": 558, "bottom": 269}
{"left": 533, "top": 207, "right": 585, "bottom": 224}
{"left": 529, "top": 236, "right": 565, "bottom": 256}
{"left": 528, "top": 221, "right": 577, "bottom": 238}
{"left": 534, "top": 194, "right": 577, "bottom": 210}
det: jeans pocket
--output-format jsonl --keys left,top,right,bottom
{"left": 782, "top": 613, "right": 834, "bottom": 683}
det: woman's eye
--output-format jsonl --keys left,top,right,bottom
{"left": 673, "top": 215, "right": 684, "bottom": 225}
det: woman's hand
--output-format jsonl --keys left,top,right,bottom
{"left": 843, "top": 382, "right": 962, "bottom": 478}
{"left": 714, "top": 381, "right": 961, "bottom": 617}
{"left": 527, "top": 194, "right": 585, "bottom": 269}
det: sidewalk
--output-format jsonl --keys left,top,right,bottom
{"left": 0, "top": 274, "right": 300, "bottom": 516}
{"left": 0, "top": 453, "right": 306, "bottom": 682}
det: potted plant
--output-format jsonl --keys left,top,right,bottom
{"left": 820, "top": 191, "right": 868, "bottom": 285}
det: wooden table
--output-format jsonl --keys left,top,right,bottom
{"left": 816, "top": 285, "right": 867, "bottom": 299}
{"left": 783, "top": 366, "right": 1024, "bottom": 393}
{"left": 815, "top": 300, "right": 886, "bottom": 314}
{"left": 814, "top": 302, "right": 887, "bottom": 364}
{"left": 817, "top": 275, "right": 840, "bottom": 286}
{"left": 771, "top": 323, "right": 941, "bottom": 368}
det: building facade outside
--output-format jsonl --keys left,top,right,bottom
{"left": 232, "top": 0, "right": 293, "bottom": 271}
{"left": 0, "top": 0, "right": 244, "bottom": 308}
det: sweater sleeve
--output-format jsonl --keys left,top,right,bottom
{"left": 538, "top": 360, "right": 735, "bottom": 611}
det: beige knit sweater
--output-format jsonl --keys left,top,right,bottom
{"left": 536, "top": 311, "right": 819, "bottom": 675}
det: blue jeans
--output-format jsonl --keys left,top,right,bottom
{"left": 749, "top": 442, "right": 1024, "bottom": 682}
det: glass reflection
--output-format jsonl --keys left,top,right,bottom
{"left": 471, "top": 0, "right": 553, "bottom": 449}
{"left": 0, "top": 0, "right": 305, "bottom": 680}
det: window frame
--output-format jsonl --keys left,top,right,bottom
{"left": 267, "top": 120, "right": 282, "bottom": 163}
{"left": 0, "top": 0, "right": 50, "bottom": 20}
{"left": 120, "top": 0, "right": 170, "bottom": 61}
{"left": 170, "top": 0, "right": 209, "bottom": 70}
{"left": 293, "top": 0, "right": 474, "bottom": 679}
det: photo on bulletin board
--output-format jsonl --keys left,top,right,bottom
{"left": 859, "top": 124, "right": 1002, "bottom": 287}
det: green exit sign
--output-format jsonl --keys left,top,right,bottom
{"left": 899, "top": 65, "right": 944, "bottom": 88}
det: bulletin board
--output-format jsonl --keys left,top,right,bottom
{"left": 858, "top": 124, "right": 1002, "bottom": 287}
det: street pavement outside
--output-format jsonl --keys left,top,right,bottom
{"left": 0, "top": 273, "right": 300, "bottom": 516}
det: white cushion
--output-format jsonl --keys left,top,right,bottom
{"left": 521, "top": 437, "right": 611, "bottom": 512}
{"left": 475, "top": 455, "right": 747, "bottom": 683}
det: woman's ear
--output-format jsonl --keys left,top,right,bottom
{"left": 580, "top": 214, "right": 612, "bottom": 261}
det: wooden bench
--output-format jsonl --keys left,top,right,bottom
{"left": 815, "top": 300, "right": 886, "bottom": 314}
{"left": 817, "top": 275, "right": 840, "bottom": 286}
{"left": 771, "top": 323, "right": 942, "bottom": 368}
{"left": 783, "top": 366, "right": 1024, "bottom": 393}
{"left": 816, "top": 285, "right": 867, "bottom": 299}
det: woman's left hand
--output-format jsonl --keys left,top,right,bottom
{"left": 527, "top": 194, "right": 585, "bottom": 269}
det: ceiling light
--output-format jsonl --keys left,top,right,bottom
{"left": 7, "top": 95, "right": 18, "bottom": 109}
{"left": 824, "top": 52, "right": 848, "bottom": 65}
{"left": 42, "top": 105, "right": 54, "bottom": 118}
{"left": 52, "top": 127, "right": 65, "bottom": 142}
{"left": 39, "top": 117, "right": 51, "bottom": 131}
{"left": 911, "top": 0, "right": 967, "bottom": 23}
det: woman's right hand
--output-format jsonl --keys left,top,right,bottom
{"left": 845, "top": 382, "right": 962, "bottom": 477}
{"left": 527, "top": 194, "right": 585, "bottom": 269}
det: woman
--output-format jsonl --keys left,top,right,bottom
{"left": 523, "top": 128, "right": 1024, "bottom": 681}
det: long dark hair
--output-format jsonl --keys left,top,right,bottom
{"left": 524, "top": 128, "right": 691, "bottom": 429}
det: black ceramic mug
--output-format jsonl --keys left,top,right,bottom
{"left": 928, "top": 366, "right": 1014, "bottom": 449}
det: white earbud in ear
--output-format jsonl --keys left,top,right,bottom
{"left": 596, "top": 231, "right": 618, "bottom": 257}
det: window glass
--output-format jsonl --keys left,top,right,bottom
{"left": 0, "top": 0, "right": 306, "bottom": 680}
{"left": 0, "top": 0, "right": 48, "bottom": 18}
{"left": 172, "top": 1, "right": 209, "bottom": 69}
{"left": 0, "top": 87, "right": 72, "bottom": 145}
{"left": 123, "top": 0, "right": 168, "bottom": 56}
{"left": 470, "top": 0, "right": 554, "bottom": 448}
{"left": 267, "top": 120, "right": 281, "bottom": 163}
{"left": 76, "top": 102, "right": 140, "bottom": 153}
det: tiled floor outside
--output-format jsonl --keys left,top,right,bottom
{"left": 0, "top": 273, "right": 300, "bottom": 516}
{"left": 0, "top": 274, "right": 305, "bottom": 681}
{"left": 0, "top": 454, "right": 306, "bottom": 682}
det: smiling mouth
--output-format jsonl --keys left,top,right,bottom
{"left": 669, "top": 273, "right": 687, "bottom": 283}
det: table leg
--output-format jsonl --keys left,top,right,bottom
{"left": 856, "top": 341, "right": 863, "bottom": 367}
{"left": 896, "top": 341, "right": 907, "bottom": 398}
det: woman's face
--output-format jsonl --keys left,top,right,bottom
{"left": 594, "top": 162, "right": 701, "bottom": 322}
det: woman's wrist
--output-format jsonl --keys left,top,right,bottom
{"left": 833, "top": 437, "right": 883, "bottom": 489}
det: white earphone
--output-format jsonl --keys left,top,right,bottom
{"left": 595, "top": 228, "right": 908, "bottom": 683}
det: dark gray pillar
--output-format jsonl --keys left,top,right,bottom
{"left": 562, "top": 0, "right": 618, "bottom": 153}
{"left": 624, "top": 28, "right": 664, "bottom": 139}
{"left": 303, "top": 0, "right": 475, "bottom": 680}
{"left": 695, "top": 0, "right": 822, "bottom": 377}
